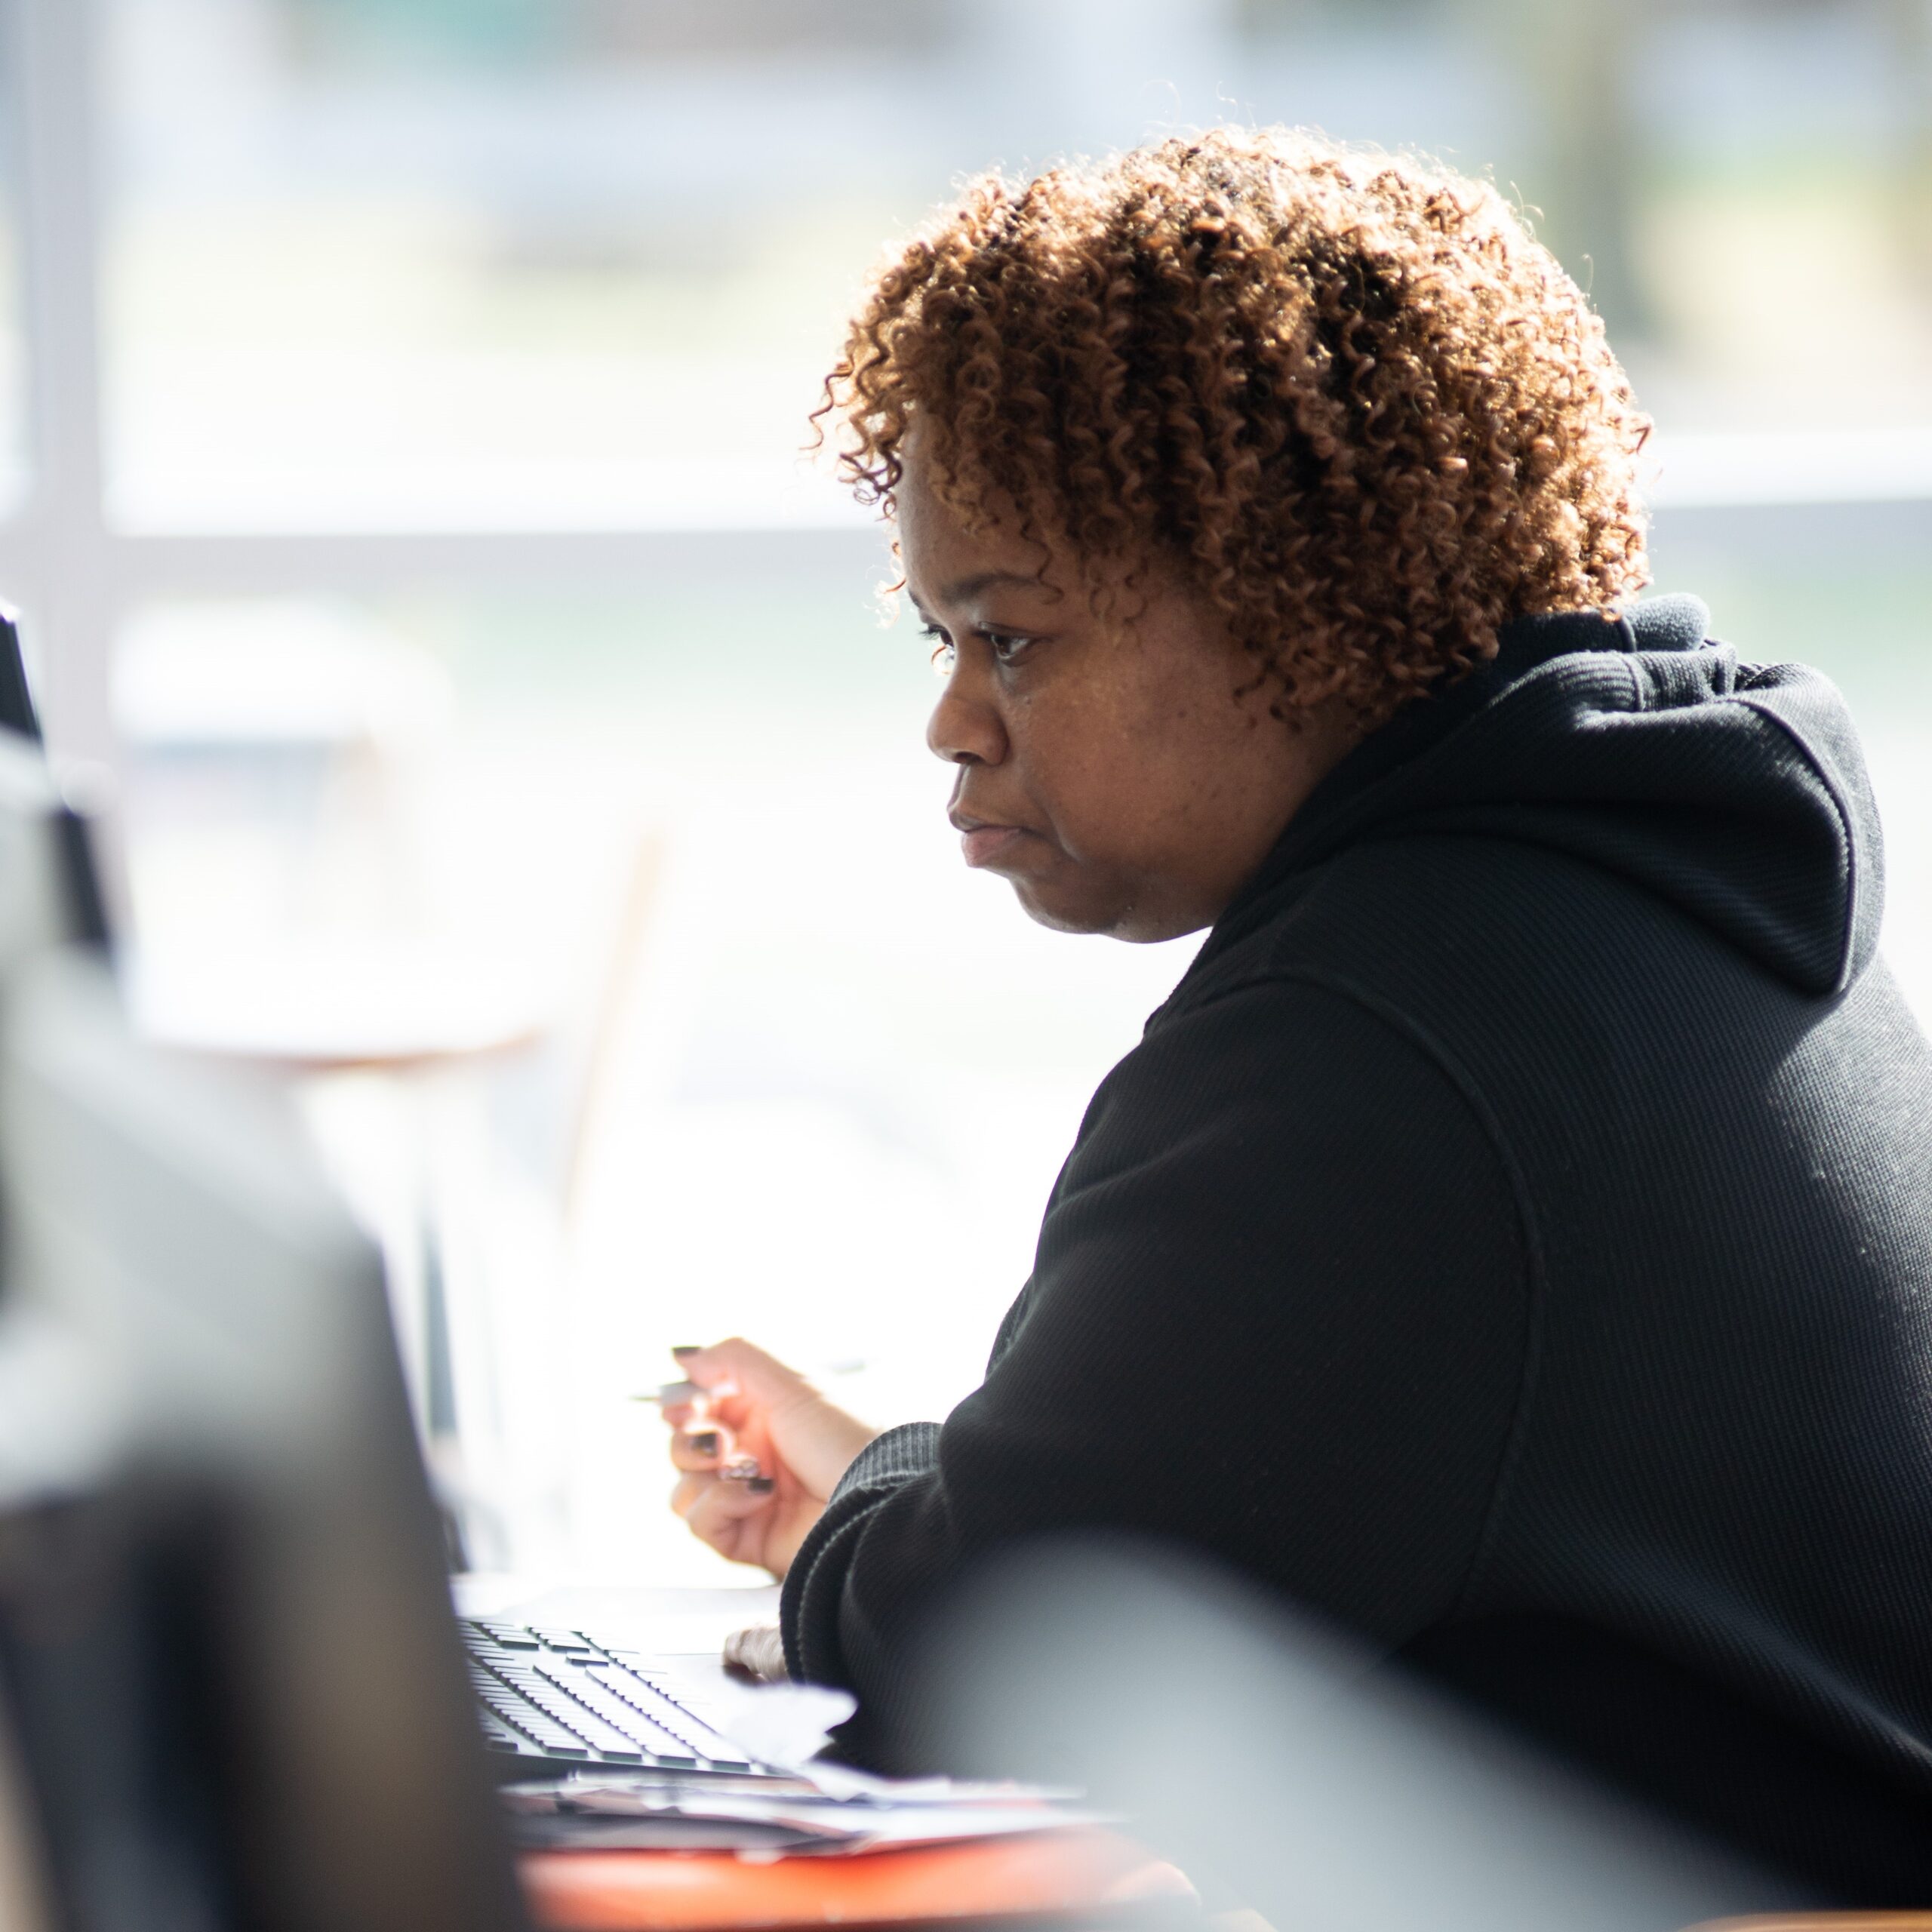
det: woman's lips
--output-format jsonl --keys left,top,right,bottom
{"left": 960, "top": 824, "right": 1033, "bottom": 868}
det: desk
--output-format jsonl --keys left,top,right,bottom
{"left": 521, "top": 1832, "right": 1195, "bottom": 1932}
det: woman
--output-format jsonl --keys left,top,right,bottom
{"left": 664, "top": 128, "right": 1932, "bottom": 1895}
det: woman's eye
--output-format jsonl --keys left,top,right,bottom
{"left": 917, "top": 621, "right": 1033, "bottom": 675}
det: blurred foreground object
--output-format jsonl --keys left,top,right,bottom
{"left": 0, "top": 952, "right": 524, "bottom": 1932}
{"left": 926, "top": 1540, "right": 1803, "bottom": 1932}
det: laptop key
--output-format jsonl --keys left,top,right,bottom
{"left": 485, "top": 1707, "right": 589, "bottom": 1757}
{"left": 520, "top": 1678, "right": 626, "bottom": 1737}
{"left": 471, "top": 1626, "right": 777, "bottom": 1773}
{"left": 474, "top": 1623, "right": 543, "bottom": 1649}
{"left": 540, "top": 1662, "right": 697, "bottom": 1759}
{"left": 592, "top": 1668, "right": 752, "bottom": 1761}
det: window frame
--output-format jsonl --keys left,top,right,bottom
{"left": 0, "top": 0, "right": 883, "bottom": 792}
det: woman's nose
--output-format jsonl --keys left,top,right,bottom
{"left": 927, "top": 669, "right": 1007, "bottom": 766}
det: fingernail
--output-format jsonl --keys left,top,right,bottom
{"left": 671, "top": 1345, "right": 701, "bottom": 1358}
{"left": 689, "top": 1431, "right": 719, "bottom": 1456}
{"left": 746, "top": 1476, "right": 774, "bottom": 1494}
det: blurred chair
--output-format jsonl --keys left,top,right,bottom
{"left": 129, "top": 941, "right": 550, "bottom": 1568}
{"left": 110, "top": 600, "right": 677, "bottom": 1574}
{"left": 113, "top": 602, "right": 451, "bottom": 955}
{"left": 128, "top": 834, "right": 673, "bottom": 1577}
{"left": 483, "top": 824, "right": 669, "bottom": 1231}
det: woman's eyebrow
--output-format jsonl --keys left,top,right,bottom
{"left": 935, "top": 568, "right": 1047, "bottom": 604}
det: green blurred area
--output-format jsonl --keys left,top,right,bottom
{"left": 275, "top": 0, "right": 944, "bottom": 66}
{"left": 392, "top": 580, "right": 913, "bottom": 721}
{"left": 317, "top": 528, "right": 1931, "bottom": 746}
{"left": 137, "top": 0, "right": 1932, "bottom": 465}
{"left": 93, "top": 0, "right": 1932, "bottom": 680}
{"left": 1653, "top": 551, "right": 1932, "bottom": 724}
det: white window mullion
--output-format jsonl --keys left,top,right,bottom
{"left": 12, "top": 0, "right": 120, "bottom": 772}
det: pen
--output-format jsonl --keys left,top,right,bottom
{"left": 631, "top": 1379, "right": 710, "bottom": 1407}
{"left": 629, "top": 1358, "right": 864, "bottom": 1407}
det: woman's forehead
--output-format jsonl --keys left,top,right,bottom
{"left": 900, "top": 467, "right": 1064, "bottom": 599}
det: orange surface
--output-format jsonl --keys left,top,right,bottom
{"left": 519, "top": 1826, "right": 1195, "bottom": 1932}
{"left": 1687, "top": 1921, "right": 1932, "bottom": 1931}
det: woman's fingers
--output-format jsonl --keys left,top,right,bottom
{"left": 723, "top": 1623, "right": 789, "bottom": 1683}
{"left": 674, "top": 1339, "right": 815, "bottom": 1418}
{"left": 670, "top": 1469, "right": 778, "bottom": 1560}
{"left": 671, "top": 1339, "right": 877, "bottom": 1500}
{"left": 669, "top": 1421, "right": 733, "bottom": 1472}
{"left": 670, "top": 1466, "right": 771, "bottom": 1515}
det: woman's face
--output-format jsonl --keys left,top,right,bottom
{"left": 903, "top": 455, "right": 1358, "bottom": 942}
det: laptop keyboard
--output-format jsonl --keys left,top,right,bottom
{"left": 463, "top": 1617, "right": 780, "bottom": 1777}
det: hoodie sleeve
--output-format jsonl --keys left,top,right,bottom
{"left": 780, "top": 975, "right": 1532, "bottom": 1765}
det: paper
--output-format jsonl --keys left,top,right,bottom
{"left": 700, "top": 1681, "right": 857, "bottom": 1770}
{"left": 503, "top": 1770, "right": 1109, "bottom": 1857}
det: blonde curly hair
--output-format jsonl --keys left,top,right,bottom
{"left": 814, "top": 127, "right": 1651, "bottom": 726}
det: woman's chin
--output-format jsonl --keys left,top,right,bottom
{"left": 1009, "top": 875, "right": 1147, "bottom": 940}
{"left": 1012, "top": 877, "right": 1208, "bottom": 945}
{"left": 1008, "top": 875, "right": 1109, "bottom": 936}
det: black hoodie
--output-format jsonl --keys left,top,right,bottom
{"left": 781, "top": 595, "right": 1932, "bottom": 1899}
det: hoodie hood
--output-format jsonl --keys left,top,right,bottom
{"left": 1222, "top": 595, "right": 1882, "bottom": 998}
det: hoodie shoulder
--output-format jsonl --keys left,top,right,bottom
{"left": 1718, "top": 658, "right": 1884, "bottom": 988}
{"left": 1198, "top": 598, "right": 1884, "bottom": 1001}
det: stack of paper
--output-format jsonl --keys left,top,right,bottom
{"left": 502, "top": 1770, "right": 1105, "bottom": 1857}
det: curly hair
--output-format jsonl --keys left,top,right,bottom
{"left": 814, "top": 126, "right": 1651, "bottom": 726}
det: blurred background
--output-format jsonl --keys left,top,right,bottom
{"left": 0, "top": 0, "right": 1926, "bottom": 1581}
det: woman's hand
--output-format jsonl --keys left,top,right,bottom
{"left": 663, "top": 1338, "right": 879, "bottom": 1580}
